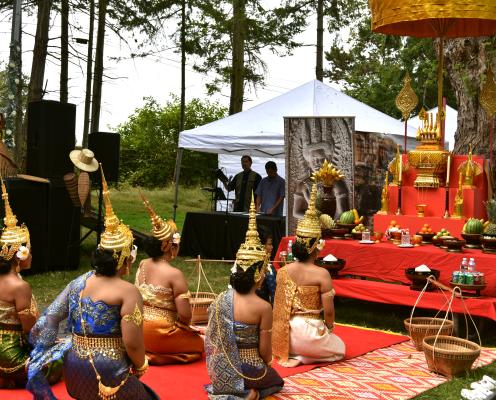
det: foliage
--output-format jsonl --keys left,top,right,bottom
{"left": 185, "top": 0, "right": 308, "bottom": 95}
{"left": 117, "top": 96, "right": 226, "bottom": 187}
{"left": 325, "top": 2, "right": 456, "bottom": 119}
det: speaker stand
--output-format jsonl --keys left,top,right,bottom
{"left": 79, "top": 180, "right": 103, "bottom": 246}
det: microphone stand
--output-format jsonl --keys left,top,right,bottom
{"left": 225, "top": 176, "right": 233, "bottom": 215}
{"left": 444, "top": 184, "right": 450, "bottom": 219}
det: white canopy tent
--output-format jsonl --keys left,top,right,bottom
{"left": 409, "top": 105, "right": 458, "bottom": 150}
{"left": 178, "top": 80, "right": 417, "bottom": 158}
{"left": 174, "top": 80, "right": 417, "bottom": 216}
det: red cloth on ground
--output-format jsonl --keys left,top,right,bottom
{"left": 2, "top": 325, "right": 407, "bottom": 400}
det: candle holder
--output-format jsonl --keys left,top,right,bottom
{"left": 416, "top": 203, "right": 427, "bottom": 217}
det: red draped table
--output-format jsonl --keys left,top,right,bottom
{"left": 275, "top": 237, "right": 496, "bottom": 320}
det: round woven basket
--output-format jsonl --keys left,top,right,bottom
{"left": 422, "top": 335, "right": 480, "bottom": 378}
{"left": 190, "top": 292, "right": 216, "bottom": 325}
{"left": 404, "top": 317, "right": 454, "bottom": 350}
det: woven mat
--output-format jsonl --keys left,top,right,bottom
{"left": 266, "top": 341, "right": 496, "bottom": 400}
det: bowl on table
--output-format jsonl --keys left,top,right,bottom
{"left": 336, "top": 223, "right": 356, "bottom": 234}
{"left": 432, "top": 235, "right": 454, "bottom": 247}
{"left": 444, "top": 238, "right": 465, "bottom": 253}
{"left": 439, "top": 236, "right": 456, "bottom": 249}
{"left": 321, "top": 229, "right": 334, "bottom": 240}
{"left": 351, "top": 231, "right": 364, "bottom": 240}
{"left": 329, "top": 228, "right": 348, "bottom": 239}
{"left": 417, "top": 232, "right": 435, "bottom": 244}
{"left": 405, "top": 268, "right": 440, "bottom": 291}
{"left": 461, "top": 233, "right": 482, "bottom": 249}
{"left": 315, "top": 257, "right": 346, "bottom": 278}
{"left": 482, "top": 234, "right": 496, "bottom": 254}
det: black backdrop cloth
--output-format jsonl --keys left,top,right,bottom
{"left": 179, "top": 211, "right": 285, "bottom": 260}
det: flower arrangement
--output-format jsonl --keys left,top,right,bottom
{"left": 312, "top": 159, "right": 344, "bottom": 187}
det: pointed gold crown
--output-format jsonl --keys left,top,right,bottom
{"left": 98, "top": 165, "right": 133, "bottom": 269}
{"left": 296, "top": 182, "right": 321, "bottom": 239}
{"left": 139, "top": 190, "right": 173, "bottom": 241}
{"left": 416, "top": 111, "right": 441, "bottom": 144}
{"left": 235, "top": 193, "right": 268, "bottom": 272}
{"left": 0, "top": 176, "right": 30, "bottom": 260}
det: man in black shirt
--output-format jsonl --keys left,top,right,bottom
{"left": 224, "top": 155, "right": 262, "bottom": 212}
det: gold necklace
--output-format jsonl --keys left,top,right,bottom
{"left": 78, "top": 284, "right": 129, "bottom": 400}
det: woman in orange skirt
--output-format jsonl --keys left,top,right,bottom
{"left": 135, "top": 193, "right": 204, "bottom": 365}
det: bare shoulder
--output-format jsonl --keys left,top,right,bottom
{"left": 254, "top": 295, "right": 272, "bottom": 313}
{"left": 119, "top": 280, "right": 141, "bottom": 298}
{"left": 13, "top": 278, "right": 32, "bottom": 296}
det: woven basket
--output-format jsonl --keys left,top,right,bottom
{"left": 404, "top": 317, "right": 454, "bottom": 350}
{"left": 190, "top": 292, "right": 216, "bottom": 325}
{"left": 78, "top": 172, "right": 90, "bottom": 207}
{"left": 64, "top": 173, "right": 81, "bottom": 207}
{"left": 422, "top": 335, "right": 480, "bottom": 378}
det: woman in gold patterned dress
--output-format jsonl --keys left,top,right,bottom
{"left": 27, "top": 167, "right": 156, "bottom": 399}
{"left": 0, "top": 178, "right": 61, "bottom": 389}
{"left": 272, "top": 183, "right": 345, "bottom": 367}
{"left": 136, "top": 193, "right": 203, "bottom": 365}
{"left": 205, "top": 195, "right": 283, "bottom": 399}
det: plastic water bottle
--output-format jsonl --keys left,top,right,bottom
{"left": 287, "top": 239, "right": 294, "bottom": 262}
{"left": 460, "top": 257, "right": 468, "bottom": 272}
{"left": 468, "top": 258, "right": 476, "bottom": 272}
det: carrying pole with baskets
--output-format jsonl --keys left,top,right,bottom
{"left": 408, "top": 275, "right": 482, "bottom": 378}
{"left": 188, "top": 255, "right": 217, "bottom": 325}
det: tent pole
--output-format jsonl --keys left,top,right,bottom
{"left": 172, "top": 147, "right": 184, "bottom": 221}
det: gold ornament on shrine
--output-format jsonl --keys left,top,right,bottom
{"left": 396, "top": 73, "right": 418, "bottom": 120}
{"left": 407, "top": 109, "right": 449, "bottom": 188}
{"left": 377, "top": 172, "right": 389, "bottom": 215}
{"left": 481, "top": 66, "right": 496, "bottom": 118}
{"left": 388, "top": 145, "right": 408, "bottom": 186}
{"left": 452, "top": 172, "right": 464, "bottom": 219}
{"left": 311, "top": 159, "right": 344, "bottom": 187}
{"left": 458, "top": 144, "right": 482, "bottom": 189}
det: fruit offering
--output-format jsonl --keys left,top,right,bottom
{"left": 385, "top": 219, "right": 401, "bottom": 240}
{"left": 352, "top": 223, "right": 369, "bottom": 233}
{"left": 339, "top": 210, "right": 356, "bottom": 224}
{"left": 319, "top": 214, "right": 336, "bottom": 229}
{"left": 484, "top": 199, "right": 496, "bottom": 234}
{"left": 419, "top": 223, "right": 432, "bottom": 234}
{"left": 352, "top": 209, "right": 363, "bottom": 225}
{"left": 462, "top": 218, "right": 484, "bottom": 234}
{"left": 433, "top": 228, "right": 451, "bottom": 239}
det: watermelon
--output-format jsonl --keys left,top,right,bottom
{"left": 463, "top": 218, "right": 484, "bottom": 234}
{"left": 339, "top": 210, "right": 355, "bottom": 224}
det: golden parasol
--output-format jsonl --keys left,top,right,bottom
{"left": 369, "top": 0, "right": 496, "bottom": 146}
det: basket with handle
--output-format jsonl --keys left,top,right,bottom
{"left": 188, "top": 256, "right": 217, "bottom": 325}
{"left": 422, "top": 277, "right": 481, "bottom": 378}
{"left": 404, "top": 274, "right": 454, "bottom": 350}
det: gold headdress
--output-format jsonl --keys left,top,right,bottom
{"left": 0, "top": 177, "right": 30, "bottom": 260}
{"left": 235, "top": 193, "right": 268, "bottom": 282}
{"left": 98, "top": 165, "right": 133, "bottom": 270}
{"left": 139, "top": 190, "right": 174, "bottom": 242}
{"left": 295, "top": 182, "right": 321, "bottom": 253}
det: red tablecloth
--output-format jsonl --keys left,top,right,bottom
{"left": 275, "top": 237, "right": 496, "bottom": 297}
{"left": 332, "top": 279, "right": 496, "bottom": 321}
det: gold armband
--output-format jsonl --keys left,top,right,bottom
{"left": 122, "top": 304, "right": 143, "bottom": 327}
{"left": 17, "top": 297, "right": 39, "bottom": 318}
{"left": 177, "top": 291, "right": 191, "bottom": 300}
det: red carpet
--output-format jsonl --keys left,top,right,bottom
{"left": 2, "top": 324, "right": 407, "bottom": 400}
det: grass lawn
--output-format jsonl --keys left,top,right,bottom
{"left": 24, "top": 186, "right": 496, "bottom": 400}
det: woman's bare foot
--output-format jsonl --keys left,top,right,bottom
{"left": 245, "top": 389, "right": 260, "bottom": 400}
{"left": 279, "top": 358, "right": 301, "bottom": 368}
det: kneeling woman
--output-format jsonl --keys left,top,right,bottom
{"left": 135, "top": 193, "right": 203, "bottom": 365}
{"left": 205, "top": 197, "right": 283, "bottom": 399}
{"left": 0, "top": 179, "right": 61, "bottom": 388}
{"left": 272, "top": 184, "right": 345, "bottom": 367}
{"left": 28, "top": 167, "right": 157, "bottom": 399}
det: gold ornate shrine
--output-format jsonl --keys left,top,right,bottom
{"left": 407, "top": 110, "right": 449, "bottom": 188}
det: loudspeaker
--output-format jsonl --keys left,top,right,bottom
{"left": 27, "top": 100, "right": 76, "bottom": 178}
{"left": 1, "top": 177, "right": 80, "bottom": 273}
{"left": 88, "top": 132, "right": 120, "bottom": 182}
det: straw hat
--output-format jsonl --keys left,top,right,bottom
{"left": 69, "top": 149, "right": 99, "bottom": 172}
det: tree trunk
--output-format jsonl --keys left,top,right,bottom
{"left": 7, "top": 0, "right": 22, "bottom": 150}
{"left": 82, "top": 0, "right": 95, "bottom": 147}
{"left": 60, "top": 0, "right": 69, "bottom": 103}
{"left": 16, "top": 0, "right": 53, "bottom": 170}
{"left": 445, "top": 38, "right": 493, "bottom": 157}
{"left": 316, "top": 0, "right": 324, "bottom": 82}
{"left": 229, "top": 0, "right": 245, "bottom": 115}
{"left": 180, "top": 0, "right": 186, "bottom": 132}
{"left": 90, "top": 0, "right": 108, "bottom": 134}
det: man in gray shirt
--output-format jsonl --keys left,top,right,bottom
{"left": 255, "top": 161, "right": 285, "bottom": 216}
